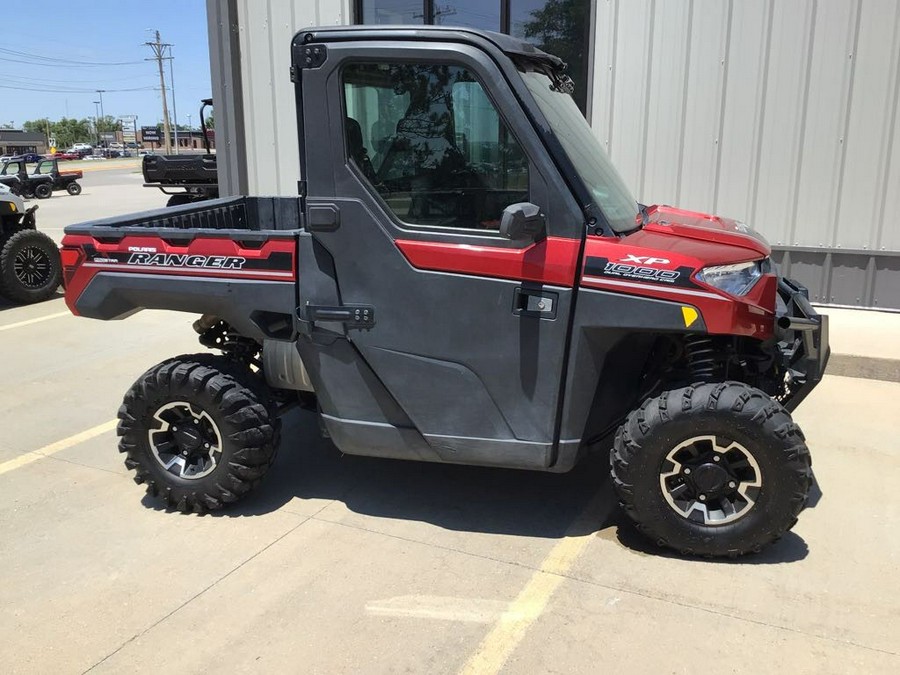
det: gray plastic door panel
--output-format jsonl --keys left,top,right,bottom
{"left": 296, "top": 40, "right": 585, "bottom": 469}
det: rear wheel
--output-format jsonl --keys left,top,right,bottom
{"left": 166, "top": 194, "right": 194, "bottom": 207}
{"left": 610, "top": 381, "right": 812, "bottom": 557}
{"left": 0, "top": 229, "right": 61, "bottom": 303}
{"left": 33, "top": 183, "right": 52, "bottom": 199}
{"left": 118, "top": 356, "right": 280, "bottom": 513}
{"left": 66, "top": 182, "right": 82, "bottom": 196}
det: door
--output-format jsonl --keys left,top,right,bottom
{"left": 295, "top": 38, "right": 586, "bottom": 469}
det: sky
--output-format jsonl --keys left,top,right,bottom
{"left": 1, "top": 0, "right": 212, "bottom": 129}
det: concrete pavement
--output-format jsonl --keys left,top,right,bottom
{"left": 1, "top": 294, "right": 898, "bottom": 673}
{"left": 1, "top": 171, "right": 898, "bottom": 673}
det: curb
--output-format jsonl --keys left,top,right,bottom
{"left": 826, "top": 354, "right": 900, "bottom": 383}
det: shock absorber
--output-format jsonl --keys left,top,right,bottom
{"left": 684, "top": 335, "right": 717, "bottom": 380}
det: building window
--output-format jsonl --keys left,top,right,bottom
{"left": 361, "top": 0, "right": 425, "bottom": 24}
{"left": 343, "top": 61, "right": 529, "bottom": 230}
{"left": 355, "top": 0, "right": 591, "bottom": 114}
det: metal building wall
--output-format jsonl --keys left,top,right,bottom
{"left": 206, "top": 0, "right": 351, "bottom": 197}
{"left": 591, "top": 0, "right": 900, "bottom": 309}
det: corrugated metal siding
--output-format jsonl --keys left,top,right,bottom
{"left": 234, "top": 0, "right": 350, "bottom": 196}
{"left": 591, "top": 0, "right": 900, "bottom": 255}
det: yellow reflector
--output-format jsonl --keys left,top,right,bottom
{"left": 681, "top": 306, "right": 699, "bottom": 328}
{"left": 9, "top": 203, "right": 16, "bottom": 212}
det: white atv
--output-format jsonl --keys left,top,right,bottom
{"left": 0, "top": 184, "right": 61, "bottom": 303}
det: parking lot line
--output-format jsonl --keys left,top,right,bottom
{"left": 0, "top": 419, "right": 117, "bottom": 476}
{"left": 0, "top": 311, "right": 71, "bottom": 333}
{"left": 458, "top": 491, "right": 608, "bottom": 675}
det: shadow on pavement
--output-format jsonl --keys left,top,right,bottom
{"left": 0, "top": 289, "right": 65, "bottom": 312}
{"left": 141, "top": 408, "right": 809, "bottom": 564}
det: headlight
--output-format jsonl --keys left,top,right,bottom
{"left": 696, "top": 259, "right": 769, "bottom": 296}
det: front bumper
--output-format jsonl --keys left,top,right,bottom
{"left": 775, "top": 278, "right": 830, "bottom": 411}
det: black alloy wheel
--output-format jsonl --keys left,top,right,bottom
{"left": 0, "top": 229, "right": 61, "bottom": 303}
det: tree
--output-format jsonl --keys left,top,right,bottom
{"left": 22, "top": 117, "right": 94, "bottom": 148}
{"left": 23, "top": 119, "right": 52, "bottom": 135}
{"left": 96, "top": 115, "right": 120, "bottom": 133}
{"left": 523, "top": 0, "right": 590, "bottom": 112}
{"left": 204, "top": 113, "right": 214, "bottom": 130}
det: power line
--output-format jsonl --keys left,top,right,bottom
{"left": 0, "top": 83, "right": 156, "bottom": 94}
{"left": 0, "top": 47, "right": 144, "bottom": 66}
{"left": 0, "top": 72, "right": 155, "bottom": 85}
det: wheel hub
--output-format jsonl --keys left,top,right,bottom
{"left": 148, "top": 401, "right": 222, "bottom": 480}
{"left": 172, "top": 425, "right": 203, "bottom": 451}
{"left": 659, "top": 435, "right": 762, "bottom": 525}
{"left": 690, "top": 462, "right": 729, "bottom": 494}
{"left": 14, "top": 246, "right": 51, "bottom": 288}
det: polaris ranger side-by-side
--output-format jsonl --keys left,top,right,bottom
{"left": 142, "top": 99, "right": 219, "bottom": 206}
{"left": 0, "top": 184, "right": 61, "bottom": 303}
{"left": 61, "top": 27, "right": 828, "bottom": 557}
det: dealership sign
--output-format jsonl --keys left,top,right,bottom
{"left": 141, "top": 126, "right": 161, "bottom": 142}
{"left": 121, "top": 117, "right": 137, "bottom": 144}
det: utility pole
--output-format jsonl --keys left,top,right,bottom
{"left": 144, "top": 30, "right": 172, "bottom": 154}
{"left": 93, "top": 100, "right": 101, "bottom": 146}
{"left": 166, "top": 49, "right": 179, "bottom": 154}
{"left": 96, "top": 90, "right": 106, "bottom": 146}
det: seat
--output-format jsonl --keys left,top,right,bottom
{"left": 345, "top": 117, "right": 377, "bottom": 183}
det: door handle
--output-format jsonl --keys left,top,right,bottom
{"left": 513, "top": 289, "right": 558, "bottom": 319}
{"left": 297, "top": 303, "right": 375, "bottom": 334}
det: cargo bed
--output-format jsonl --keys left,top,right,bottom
{"left": 61, "top": 197, "right": 302, "bottom": 340}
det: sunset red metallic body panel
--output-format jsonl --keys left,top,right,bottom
{"left": 61, "top": 233, "right": 296, "bottom": 316}
{"left": 581, "top": 213, "right": 776, "bottom": 338}
{"left": 395, "top": 206, "right": 775, "bottom": 339}
{"left": 395, "top": 236, "right": 581, "bottom": 287}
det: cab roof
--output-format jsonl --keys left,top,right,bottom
{"left": 292, "top": 25, "right": 567, "bottom": 72}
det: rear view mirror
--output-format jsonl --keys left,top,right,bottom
{"left": 499, "top": 202, "right": 546, "bottom": 242}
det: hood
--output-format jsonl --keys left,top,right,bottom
{"left": 642, "top": 205, "right": 770, "bottom": 258}
{"left": 0, "top": 184, "right": 25, "bottom": 213}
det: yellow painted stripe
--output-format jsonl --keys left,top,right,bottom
{"left": 459, "top": 492, "right": 609, "bottom": 675}
{"left": 0, "top": 420, "right": 117, "bottom": 476}
{"left": 0, "top": 311, "right": 70, "bottom": 333}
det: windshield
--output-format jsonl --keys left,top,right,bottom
{"left": 520, "top": 70, "right": 640, "bottom": 233}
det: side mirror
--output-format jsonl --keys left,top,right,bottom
{"left": 499, "top": 202, "right": 546, "bottom": 242}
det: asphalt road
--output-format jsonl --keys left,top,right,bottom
{"left": 1, "top": 182, "right": 898, "bottom": 673}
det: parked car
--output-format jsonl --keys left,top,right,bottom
{"left": 17, "top": 153, "right": 43, "bottom": 163}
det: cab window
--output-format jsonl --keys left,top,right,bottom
{"left": 342, "top": 62, "right": 529, "bottom": 231}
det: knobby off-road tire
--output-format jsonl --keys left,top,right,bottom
{"left": 166, "top": 194, "right": 193, "bottom": 207}
{"left": 611, "top": 381, "right": 812, "bottom": 557}
{"left": 66, "top": 182, "right": 82, "bottom": 196}
{"left": 118, "top": 355, "right": 281, "bottom": 513}
{"left": 34, "top": 183, "right": 52, "bottom": 199}
{"left": 0, "top": 229, "right": 62, "bottom": 304}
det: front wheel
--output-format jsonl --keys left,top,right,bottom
{"left": 33, "top": 183, "right": 52, "bottom": 199}
{"left": 610, "top": 382, "right": 812, "bottom": 557}
{"left": 66, "top": 182, "right": 82, "bottom": 196}
{"left": 118, "top": 356, "right": 280, "bottom": 513}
